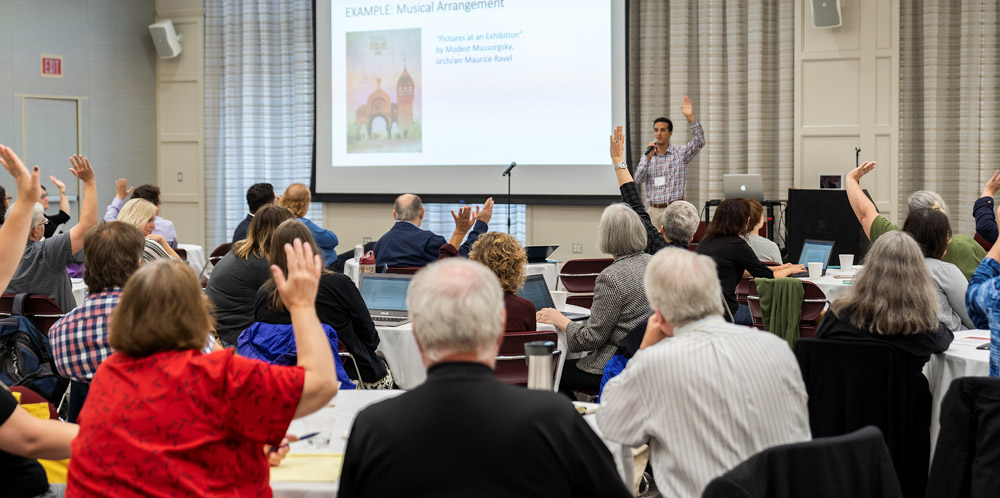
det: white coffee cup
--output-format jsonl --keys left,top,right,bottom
{"left": 549, "top": 290, "right": 569, "bottom": 310}
{"left": 807, "top": 262, "right": 823, "bottom": 279}
{"left": 838, "top": 254, "right": 854, "bottom": 270}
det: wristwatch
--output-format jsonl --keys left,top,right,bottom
{"left": 614, "top": 161, "right": 628, "bottom": 170}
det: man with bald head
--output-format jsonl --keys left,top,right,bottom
{"left": 339, "top": 259, "right": 632, "bottom": 498}
{"left": 372, "top": 193, "right": 493, "bottom": 268}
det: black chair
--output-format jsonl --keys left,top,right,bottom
{"left": 795, "top": 338, "right": 931, "bottom": 498}
{"left": 702, "top": 426, "right": 902, "bottom": 498}
{"left": 925, "top": 376, "right": 1000, "bottom": 498}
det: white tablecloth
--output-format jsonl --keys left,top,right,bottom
{"left": 923, "top": 330, "right": 991, "bottom": 454}
{"left": 375, "top": 305, "right": 585, "bottom": 391}
{"left": 797, "top": 266, "right": 859, "bottom": 301}
{"left": 344, "top": 258, "right": 558, "bottom": 290}
{"left": 272, "top": 390, "right": 403, "bottom": 498}
{"left": 178, "top": 243, "right": 206, "bottom": 278}
{"left": 70, "top": 278, "right": 87, "bottom": 307}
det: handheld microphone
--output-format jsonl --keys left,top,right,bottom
{"left": 502, "top": 161, "right": 516, "bottom": 176}
{"left": 644, "top": 140, "right": 659, "bottom": 156}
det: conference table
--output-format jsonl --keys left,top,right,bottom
{"left": 372, "top": 304, "right": 589, "bottom": 391}
{"left": 798, "top": 265, "right": 859, "bottom": 302}
{"left": 177, "top": 243, "right": 207, "bottom": 278}
{"left": 269, "top": 391, "right": 633, "bottom": 497}
{"left": 923, "top": 330, "right": 990, "bottom": 453}
{"left": 343, "top": 257, "right": 560, "bottom": 290}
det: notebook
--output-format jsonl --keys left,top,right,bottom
{"left": 723, "top": 174, "right": 764, "bottom": 201}
{"left": 359, "top": 273, "right": 413, "bottom": 326}
{"left": 791, "top": 239, "right": 835, "bottom": 278}
{"left": 516, "top": 274, "right": 590, "bottom": 321}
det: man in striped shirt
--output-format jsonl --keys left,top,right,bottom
{"left": 598, "top": 248, "right": 810, "bottom": 497}
{"left": 633, "top": 97, "right": 705, "bottom": 226}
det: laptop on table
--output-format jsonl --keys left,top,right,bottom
{"left": 791, "top": 239, "right": 835, "bottom": 278}
{"left": 359, "top": 273, "right": 413, "bottom": 326}
{"left": 516, "top": 274, "right": 590, "bottom": 321}
{"left": 525, "top": 245, "right": 558, "bottom": 263}
{"left": 722, "top": 174, "right": 764, "bottom": 201}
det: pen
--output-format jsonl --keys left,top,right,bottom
{"left": 269, "top": 432, "right": 321, "bottom": 453}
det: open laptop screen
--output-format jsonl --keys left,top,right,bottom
{"left": 359, "top": 274, "right": 411, "bottom": 311}
{"left": 797, "top": 239, "right": 835, "bottom": 268}
{"left": 515, "top": 274, "right": 555, "bottom": 311}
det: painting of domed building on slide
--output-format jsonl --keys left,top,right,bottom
{"left": 346, "top": 28, "right": 421, "bottom": 153}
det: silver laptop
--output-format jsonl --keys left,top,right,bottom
{"left": 359, "top": 273, "right": 413, "bottom": 326}
{"left": 516, "top": 274, "right": 590, "bottom": 321}
{"left": 723, "top": 174, "right": 764, "bottom": 201}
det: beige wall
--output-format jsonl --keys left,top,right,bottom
{"left": 795, "top": 0, "right": 899, "bottom": 221}
{"left": 156, "top": 0, "right": 205, "bottom": 247}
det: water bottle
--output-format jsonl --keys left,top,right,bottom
{"left": 525, "top": 340, "right": 555, "bottom": 391}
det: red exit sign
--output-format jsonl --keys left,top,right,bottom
{"left": 41, "top": 55, "right": 62, "bottom": 77}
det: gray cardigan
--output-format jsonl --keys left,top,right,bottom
{"left": 566, "top": 252, "right": 653, "bottom": 375}
{"left": 925, "top": 257, "right": 974, "bottom": 331}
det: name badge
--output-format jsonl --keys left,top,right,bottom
{"left": 653, "top": 176, "right": 666, "bottom": 187}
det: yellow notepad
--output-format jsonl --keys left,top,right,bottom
{"left": 270, "top": 453, "right": 344, "bottom": 482}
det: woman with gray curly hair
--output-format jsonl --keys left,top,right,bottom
{"left": 815, "top": 230, "right": 953, "bottom": 368}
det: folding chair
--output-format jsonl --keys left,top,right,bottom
{"left": 494, "top": 331, "right": 561, "bottom": 387}
{"left": 558, "top": 258, "right": 613, "bottom": 309}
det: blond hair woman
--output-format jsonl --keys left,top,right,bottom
{"left": 116, "top": 198, "right": 179, "bottom": 262}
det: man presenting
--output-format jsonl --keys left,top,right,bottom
{"left": 633, "top": 97, "right": 705, "bottom": 225}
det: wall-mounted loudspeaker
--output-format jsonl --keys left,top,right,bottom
{"left": 810, "top": 0, "right": 842, "bottom": 28}
{"left": 149, "top": 20, "right": 183, "bottom": 59}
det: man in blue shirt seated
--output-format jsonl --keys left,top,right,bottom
{"left": 373, "top": 193, "right": 492, "bottom": 268}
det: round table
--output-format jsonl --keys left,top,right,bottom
{"left": 344, "top": 258, "right": 559, "bottom": 290}
{"left": 923, "top": 329, "right": 990, "bottom": 455}
{"left": 797, "top": 266, "right": 859, "bottom": 302}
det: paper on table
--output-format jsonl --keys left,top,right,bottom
{"left": 269, "top": 453, "right": 344, "bottom": 482}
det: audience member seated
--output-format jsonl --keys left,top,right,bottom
{"left": 49, "top": 222, "right": 146, "bottom": 422}
{"left": 598, "top": 248, "right": 810, "bottom": 497}
{"left": 964, "top": 234, "right": 1000, "bottom": 376}
{"left": 338, "top": 258, "right": 632, "bottom": 498}
{"left": 256, "top": 220, "right": 392, "bottom": 389}
{"left": 279, "top": 183, "right": 338, "bottom": 267}
{"left": 67, "top": 243, "right": 339, "bottom": 496}
{"left": 232, "top": 182, "right": 277, "bottom": 244}
{"left": 208, "top": 205, "right": 294, "bottom": 348}
{"left": 40, "top": 175, "right": 70, "bottom": 238}
{"left": 847, "top": 161, "right": 985, "bottom": 279}
{"left": 904, "top": 208, "right": 974, "bottom": 331}
{"left": 0, "top": 145, "right": 79, "bottom": 497}
{"left": 104, "top": 180, "right": 178, "bottom": 249}
{"left": 742, "top": 198, "right": 782, "bottom": 263}
{"left": 469, "top": 232, "right": 536, "bottom": 332}
{"left": 374, "top": 193, "right": 491, "bottom": 267}
{"left": 6, "top": 155, "right": 98, "bottom": 312}
{"left": 537, "top": 203, "right": 653, "bottom": 395}
{"left": 695, "top": 198, "right": 804, "bottom": 325}
{"left": 815, "top": 231, "right": 953, "bottom": 370}
{"left": 973, "top": 169, "right": 1000, "bottom": 244}
{"left": 610, "top": 125, "right": 700, "bottom": 254}
{"left": 117, "top": 198, "right": 181, "bottom": 262}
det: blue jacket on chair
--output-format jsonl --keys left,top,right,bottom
{"left": 237, "top": 322, "right": 356, "bottom": 390}
{"left": 373, "top": 219, "right": 487, "bottom": 268}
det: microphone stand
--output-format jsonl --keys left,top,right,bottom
{"left": 502, "top": 162, "right": 516, "bottom": 234}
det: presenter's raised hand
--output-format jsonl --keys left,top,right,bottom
{"left": 610, "top": 125, "right": 625, "bottom": 163}
{"left": 680, "top": 96, "right": 695, "bottom": 122}
{"left": 848, "top": 161, "right": 876, "bottom": 183}
{"left": 983, "top": 170, "right": 1000, "bottom": 198}
{"left": 475, "top": 197, "right": 494, "bottom": 225}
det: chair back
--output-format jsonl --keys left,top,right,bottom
{"left": 0, "top": 293, "right": 65, "bottom": 336}
{"left": 174, "top": 247, "right": 188, "bottom": 262}
{"left": 337, "top": 340, "right": 366, "bottom": 390}
{"left": 494, "top": 331, "right": 561, "bottom": 387}
{"left": 558, "top": 258, "right": 613, "bottom": 308}
{"left": 746, "top": 280, "right": 827, "bottom": 338}
{"left": 795, "top": 338, "right": 930, "bottom": 498}
{"left": 208, "top": 242, "right": 233, "bottom": 266}
{"left": 385, "top": 266, "right": 421, "bottom": 275}
{"left": 736, "top": 277, "right": 752, "bottom": 307}
{"left": 703, "top": 426, "right": 902, "bottom": 498}
{"left": 926, "top": 377, "right": 1000, "bottom": 498}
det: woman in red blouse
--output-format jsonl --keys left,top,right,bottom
{"left": 67, "top": 239, "right": 338, "bottom": 497}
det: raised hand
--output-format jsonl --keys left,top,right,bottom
{"left": 271, "top": 238, "right": 322, "bottom": 311}
{"left": 115, "top": 178, "right": 133, "bottom": 199}
{"left": 69, "top": 155, "right": 95, "bottom": 184}
{"left": 610, "top": 125, "right": 625, "bottom": 162}
{"left": 49, "top": 175, "right": 66, "bottom": 193}
{"left": 983, "top": 170, "right": 1000, "bottom": 198}
{"left": 680, "top": 96, "right": 694, "bottom": 120}
{"left": 848, "top": 161, "right": 876, "bottom": 183}
{"left": 0, "top": 145, "right": 41, "bottom": 205}
{"left": 476, "top": 197, "right": 494, "bottom": 225}
{"left": 450, "top": 205, "right": 475, "bottom": 235}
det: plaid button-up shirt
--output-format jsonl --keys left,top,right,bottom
{"left": 633, "top": 120, "right": 705, "bottom": 205}
{"left": 50, "top": 288, "right": 121, "bottom": 383}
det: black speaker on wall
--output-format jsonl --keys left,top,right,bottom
{"left": 786, "top": 188, "right": 871, "bottom": 266}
